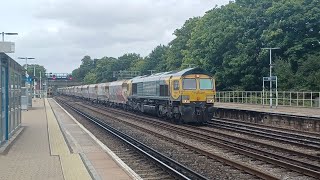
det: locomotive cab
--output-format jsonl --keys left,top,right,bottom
{"left": 168, "top": 69, "right": 216, "bottom": 123}
{"left": 178, "top": 74, "right": 216, "bottom": 123}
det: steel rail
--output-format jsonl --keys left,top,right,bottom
{"left": 212, "top": 118, "right": 320, "bottom": 143}
{"left": 215, "top": 117, "right": 320, "bottom": 137}
{"left": 208, "top": 120, "right": 320, "bottom": 150}
{"left": 184, "top": 124, "right": 320, "bottom": 161}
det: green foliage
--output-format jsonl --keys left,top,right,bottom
{"left": 24, "top": 64, "right": 46, "bottom": 79}
{"left": 145, "top": 45, "right": 169, "bottom": 73}
{"left": 166, "top": 17, "right": 200, "bottom": 70}
{"left": 72, "top": 56, "right": 94, "bottom": 81}
{"left": 83, "top": 72, "right": 97, "bottom": 84}
{"left": 71, "top": 0, "right": 320, "bottom": 91}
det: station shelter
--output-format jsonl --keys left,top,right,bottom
{"left": 0, "top": 53, "right": 23, "bottom": 145}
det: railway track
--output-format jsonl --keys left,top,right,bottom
{"left": 208, "top": 118, "right": 320, "bottom": 150}
{"left": 56, "top": 97, "right": 206, "bottom": 180}
{"left": 83, "top": 102, "right": 320, "bottom": 179}
{"left": 213, "top": 117, "right": 320, "bottom": 137}
{"left": 59, "top": 96, "right": 320, "bottom": 179}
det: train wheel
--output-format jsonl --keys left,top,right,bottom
{"left": 156, "top": 106, "right": 162, "bottom": 118}
{"left": 173, "top": 113, "right": 183, "bottom": 124}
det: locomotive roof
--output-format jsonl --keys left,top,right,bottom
{"left": 172, "top": 67, "right": 210, "bottom": 76}
{"left": 131, "top": 67, "right": 210, "bottom": 83}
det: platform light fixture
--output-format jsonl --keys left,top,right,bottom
{"left": 18, "top": 57, "right": 35, "bottom": 72}
{"left": 1, "top": 32, "right": 18, "bottom": 42}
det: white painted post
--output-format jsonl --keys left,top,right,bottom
{"left": 262, "top": 81, "right": 265, "bottom": 106}
{"left": 233, "top": 91, "right": 235, "bottom": 103}
{"left": 311, "top": 92, "right": 313, "bottom": 107}
{"left": 290, "top": 92, "right": 292, "bottom": 106}
{"left": 275, "top": 77, "right": 278, "bottom": 108}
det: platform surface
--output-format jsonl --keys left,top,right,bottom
{"left": 0, "top": 99, "right": 66, "bottom": 180}
{"left": 215, "top": 102, "right": 320, "bottom": 118}
{"left": 0, "top": 98, "right": 135, "bottom": 180}
{"left": 48, "top": 98, "right": 136, "bottom": 180}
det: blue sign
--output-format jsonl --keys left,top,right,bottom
{"left": 25, "top": 77, "right": 32, "bottom": 83}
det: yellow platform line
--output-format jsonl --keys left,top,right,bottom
{"left": 45, "top": 98, "right": 92, "bottom": 180}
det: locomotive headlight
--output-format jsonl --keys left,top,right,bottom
{"left": 206, "top": 96, "right": 215, "bottom": 103}
{"left": 206, "top": 99, "right": 214, "bottom": 103}
{"left": 182, "top": 95, "right": 190, "bottom": 103}
{"left": 183, "top": 99, "right": 190, "bottom": 103}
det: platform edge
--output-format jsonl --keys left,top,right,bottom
{"left": 53, "top": 98, "right": 142, "bottom": 180}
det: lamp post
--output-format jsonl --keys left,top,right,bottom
{"left": 33, "top": 65, "right": 36, "bottom": 98}
{"left": 262, "top": 47, "right": 280, "bottom": 108}
{"left": 18, "top": 57, "right": 37, "bottom": 98}
{"left": 39, "top": 71, "right": 42, "bottom": 99}
{"left": 18, "top": 57, "right": 35, "bottom": 76}
{"left": 1, "top": 32, "right": 18, "bottom": 41}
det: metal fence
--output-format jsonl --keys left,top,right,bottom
{"left": 216, "top": 91, "right": 320, "bottom": 108}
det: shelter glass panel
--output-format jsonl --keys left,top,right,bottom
{"left": 1, "top": 67, "right": 6, "bottom": 141}
{"left": 0, "top": 68, "right": 2, "bottom": 143}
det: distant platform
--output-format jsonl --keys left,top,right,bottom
{"left": 214, "top": 103, "right": 320, "bottom": 132}
{"left": 215, "top": 103, "right": 320, "bottom": 118}
{"left": 0, "top": 98, "right": 138, "bottom": 180}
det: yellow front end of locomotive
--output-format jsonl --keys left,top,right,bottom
{"left": 179, "top": 74, "right": 216, "bottom": 104}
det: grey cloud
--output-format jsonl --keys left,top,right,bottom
{"left": 10, "top": 0, "right": 230, "bottom": 72}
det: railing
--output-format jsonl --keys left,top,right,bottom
{"left": 216, "top": 91, "right": 320, "bottom": 108}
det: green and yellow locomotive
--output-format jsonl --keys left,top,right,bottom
{"left": 58, "top": 68, "right": 216, "bottom": 124}
{"left": 128, "top": 68, "right": 216, "bottom": 123}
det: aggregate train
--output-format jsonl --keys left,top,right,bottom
{"left": 58, "top": 68, "right": 216, "bottom": 123}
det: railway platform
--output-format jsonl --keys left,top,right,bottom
{"left": 214, "top": 103, "right": 320, "bottom": 132}
{"left": 0, "top": 98, "right": 137, "bottom": 180}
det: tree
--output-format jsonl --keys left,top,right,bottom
{"left": 143, "top": 45, "right": 169, "bottom": 74}
{"left": 72, "top": 56, "right": 94, "bottom": 82}
{"left": 118, "top": 53, "right": 141, "bottom": 70}
{"left": 166, "top": 17, "right": 200, "bottom": 70}
{"left": 94, "top": 57, "right": 118, "bottom": 82}
{"left": 24, "top": 64, "right": 46, "bottom": 79}
{"left": 83, "top": 72, "right": 97, "bottom": 84}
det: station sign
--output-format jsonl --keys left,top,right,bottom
{"left": 25, "top": 77, "right": 32, "bottom": 83}
{"left": 0, "top": 42, "right": 15, "bottom": 53}
{"left": 263, "top": 76, "right": 277, "bottom": 81}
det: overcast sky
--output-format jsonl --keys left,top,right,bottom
{"left": 2, "top": 0, "right": 230, "bottom": 73}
